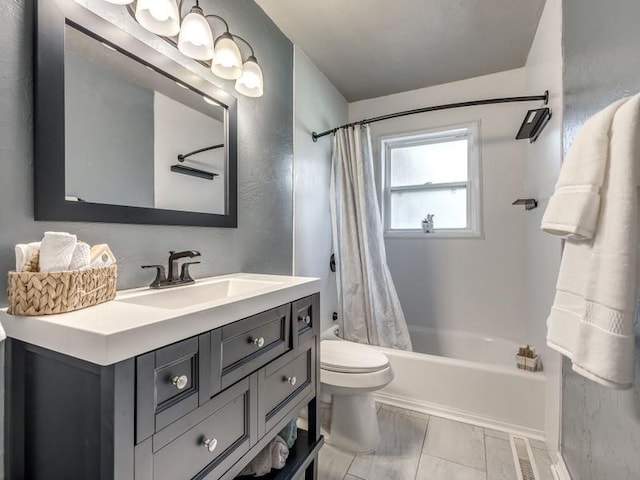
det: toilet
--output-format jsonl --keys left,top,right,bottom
{"left": 320, "top": 339, "right": 394, "bottom": 453}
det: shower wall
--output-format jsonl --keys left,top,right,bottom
{"left": 523, "top": 0, "right": 563, "bottom": 454}
{"left": 349, "top": 69, "right": 530, "bottom": 343}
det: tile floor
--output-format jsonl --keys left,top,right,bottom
{"left": 317, "top": 404, "right": 555, "bottom": 480}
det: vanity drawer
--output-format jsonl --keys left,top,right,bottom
{"left": 258, "top": 340, "right": 316, "bottom": 435}
{"left": 150, "top": 376, "right": 256, "bottom": 480}
{"left": 219, "top": 304, "right": 291, "bottom": 391}
{"left": 292, "top": 294, "right": 319, "bottom": 342}
{"left": 137, "top": 335, "right": 205, "bottom": 442}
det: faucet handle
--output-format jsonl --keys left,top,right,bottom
{"left": 180, "top": 261, "right": 200, "bottom": 283}
{"left": 142, "top": 265, "right": 167, "bottom": 288}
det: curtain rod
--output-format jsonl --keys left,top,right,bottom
{"left": 311, "top": 91, "right": 549, "bottom": 142}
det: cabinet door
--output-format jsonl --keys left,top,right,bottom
{"left": 292, "top": 294, "right": 320, "bottom": 349}
{"left": 136, "top": 335, "right": 207, "bottom": 442}
{"left": 215, "top": 304, "right": 292, "bottom": 394}
{"left": 257, "top": 339, "right": 316, "bottom": 436}
{"left": 135, "top": 375, "right": 258, "bottom": 480}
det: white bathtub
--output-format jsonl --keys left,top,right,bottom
{"left": 372, "top": 325, "right": 546, "bottom": 438}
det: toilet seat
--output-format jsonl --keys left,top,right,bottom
{"left": 320, "top": 340, "right": 390, "bottom": 373}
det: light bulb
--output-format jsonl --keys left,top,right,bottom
{"left": 178, "top": 6, "right": 214, "bottom": 60}
{"left": 149, "top": 4, "right": 170, "bottom": 21}
{"left": 211, "top": 33, "right": 243, "bottom": 80}
{"left": 235, "top": 56, "right": 264, "bottom": 98}
{"left": 135, "top": 0, "right": 180, "bottom": 37}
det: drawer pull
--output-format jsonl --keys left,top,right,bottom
{"left": 171, "top": 375, "right": 189, "bottom": 390}
{"left": 203, "top": 438, "right": 218, "bottom": 453}
{"left": 285, "top": 376, "right": 297, "bottom": 386}
{"left": 252, "top": 337, "right": 265, "bottom": 348}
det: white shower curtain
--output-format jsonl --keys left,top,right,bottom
{"left": 330, "top": 125, "right": 412, "bottom": 351}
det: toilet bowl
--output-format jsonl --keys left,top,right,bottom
{"left": 320, "top": 340, "right": 394, "bottom": 453}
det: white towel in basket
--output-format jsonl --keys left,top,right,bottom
{"left": 39, "top": 232, "right": 77, "bottom": 273}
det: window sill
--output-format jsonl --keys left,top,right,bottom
{"left": 384, "top": 229, "right": 483, "bottom": 239}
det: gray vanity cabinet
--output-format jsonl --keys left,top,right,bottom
{"left": 5, "top": 294, "right": 322, "bottom": 480}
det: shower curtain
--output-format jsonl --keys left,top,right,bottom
{"left": 330, "top": 125, "right": 412, "bottom": 351}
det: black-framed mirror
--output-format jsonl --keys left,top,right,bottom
{"left": 34, "top": 0, "right": 238, "bottom": 227}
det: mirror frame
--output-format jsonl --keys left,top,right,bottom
{"left": 34, "top": 0, "right": 238, "bottom": 227}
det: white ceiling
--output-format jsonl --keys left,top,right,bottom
{"left": 256, "top": 0, "right": 546, "bottom": 102}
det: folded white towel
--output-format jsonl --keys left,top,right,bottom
{"left": 39, "top": 231, "right": 77, "bottom": 273}
{"left": 69, "top": 242, "right": 91, "bottom": 271}
{"left": 15, "top": 242, "right": 41, "bottom": 272}
{"left": 543, "top": 93, "right": 640, "bottom": 389}
{"left": 90, "top": 244, "right": 116, "bottom": 268}
{"left": 541, "top": 98, "right": 628, "bottom": 240}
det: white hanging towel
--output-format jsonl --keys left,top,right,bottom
{"left": 541, "top": 94, "right": 640, "bottom": 389}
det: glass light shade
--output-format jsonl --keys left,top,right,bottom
{"left": 135, "top": 0, "right": 180, "bottom": 37}
{"left": 178, "top": 7, "right": 214, "bottom": 60}
{"left": 211, "top": 33, "right": 243, "bottom": 80}
{"left": 235, "top": 57, "right": 264, "bottom": 97}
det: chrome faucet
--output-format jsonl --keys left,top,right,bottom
{"left": 142, "top": 250, "right": 201, "bottom": 289}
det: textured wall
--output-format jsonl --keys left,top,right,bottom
{"left": 0, "top": 0, "right": 294, "bottom": 301}
{"left": 561, "top": 0, "right": 640, "bottom": 479}
{"left": 0, "top": 1, "right": 293, "bottom": 475}
{"left": 523, "top": 0, "right": 563, "bottom": 453}
{"left": 293, "top": 47, "right": 347, "bottom": 335}
{"left": 349, "top": 69, "right": 530, "bottom": 343}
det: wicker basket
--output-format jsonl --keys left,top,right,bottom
{"left": 7, "top": 259, "right": 117, "bottom": 316}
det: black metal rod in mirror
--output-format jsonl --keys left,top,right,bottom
{"left": 178, "top": 144, "right": 224, "bottom": 162}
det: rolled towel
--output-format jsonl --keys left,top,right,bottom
{"left": 90, "top": 244, "right": 116, "bottom": 268}
{"left": 238, "top": 435, "right": 289, "bottom": 477}
{"left": 15, "top": 242, "right": 41, "bottom": 272}
{"left": 69, "top": 242, "right": 91, "bottom": 271}
{"left": 278, "top": 419, "right": 298, "bottom": 449}
{"left": 39, "top": 231, "right": 77, "bottom": 273}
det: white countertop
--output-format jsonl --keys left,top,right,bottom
{"left": 0, "top": 273, "right": 320, "bottom": 365}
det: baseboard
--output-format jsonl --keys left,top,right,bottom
{"left": 374, "top": 391, "right": 546, "bottom": 440}
{"left": 550, "top": 451, "right": 572, "bottom": 480}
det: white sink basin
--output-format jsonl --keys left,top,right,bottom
{"left": 118, "top": 278, "right": 281, "bottom": 310}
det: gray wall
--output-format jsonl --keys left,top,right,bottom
{"left": 65, "top": 50, "right": 155, "bottom": 208}
{"left": 0, "top": 1, "right": 293, "bottom": 475}
{"left": 0, "top": 0, "right": 293, "bottom": 298}
{"left": 561, "top": 1, "right": 640, "bottom": 478}
{"left": 293, "top": 47, "right": 347, "bottom": 335}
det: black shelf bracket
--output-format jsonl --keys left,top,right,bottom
{"left": 512, "top": 198, "right": 538, "bottom": 211}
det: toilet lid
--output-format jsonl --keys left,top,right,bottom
{"left": 320, "top": 340, "right": 390, "bottom": 374}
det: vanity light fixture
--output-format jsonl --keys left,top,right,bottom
{"left": 211, "top": 32, "right": 243, "bottom": 80}
{"left": 233, "top": 37, "right": 264, "bottom": 98}
{"left": 178, "top": 5, "right": 214, "bottom": 60}
{"left": 106, "top": 0, "right": 265, "bottom": 97}
{"left": 135, "top": 0, "right": 181, "bottom": 37}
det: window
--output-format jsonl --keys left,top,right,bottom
{"left": 381, "top": 123, "right": 481, "bottom": 238}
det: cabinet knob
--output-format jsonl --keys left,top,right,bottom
{"left": 304, "top": 315, "right": 311, "bottom": 325}
{"left": 286, "top": 376, "right": 297, "bottom": 386}
{"left": 252, "top": 337, "right": 265, "bottom": 348}
{"left": 203, "top": 438, "right": 218, "bottom": 453}
{"left": 171, "top": 375, "right": 189, "bottom": 390}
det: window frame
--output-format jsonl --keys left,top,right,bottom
{"left": 380, "top": 122, "right": 483, "bottom": 239}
